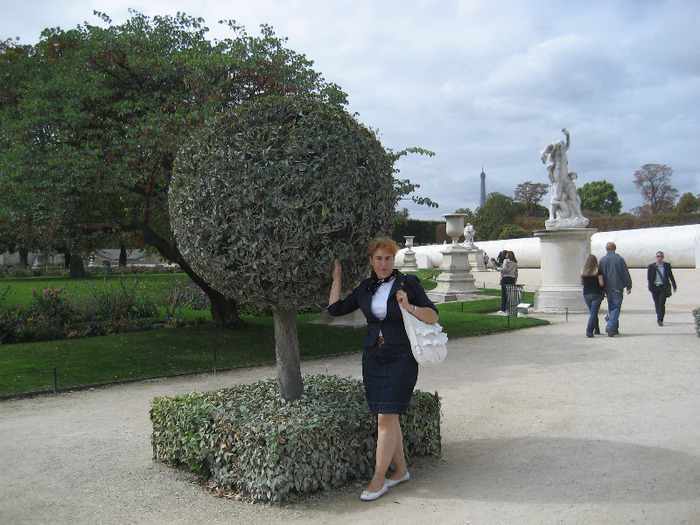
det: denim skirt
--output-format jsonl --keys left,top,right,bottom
{"left": 362, "top": 342, "right": 418, "bottom": 415}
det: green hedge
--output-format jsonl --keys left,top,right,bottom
{"left": 151, "top": 375, "right": 441, "bottom": 502}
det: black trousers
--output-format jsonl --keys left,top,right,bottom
{"left": 650, "top": 284, "right": 668, "bottom": 323}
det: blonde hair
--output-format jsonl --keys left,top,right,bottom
{"left": 581, "top": 254, "right": 599, "bottom": 277}
{"left": 367, "top": 237, "right": 399, "bottom": 257}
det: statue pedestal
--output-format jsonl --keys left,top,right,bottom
{"left": 533, "top": 228, "right": 596, "bottom": 313}
{"left": 401, "top": 247, "right": 419, "bottom": 272}
{"left": 467, "top": 248, "right": 486, "bottom": 272}
{"left": 427, "top": 243, "right": 479, "bottom": 303}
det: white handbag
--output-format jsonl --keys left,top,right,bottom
{"left": 399, "top": 304, "right": 448, "bottom": 366}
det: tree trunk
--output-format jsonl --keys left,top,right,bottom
{"left": 136, "top": 223, "right": 240, "bottom": 328}
{"left": 19, "top": 248, "right": 29, "bottom": 268}
{"left": 209, "top": 289, "right": 239, "bottom": 329}
{"left": 69, "top": 253, "right": 86, "bottom": 278}
{"left": 273, "top": 307, "right": 304, "bottom": 402}
{"left": 119, "top": 245, "right": 127, "bottom": 267}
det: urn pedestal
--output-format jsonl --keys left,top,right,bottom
{"left": 401, "top": 236, "right": 419, "bottom": 272}
{"left": 427, "top": 214, "right": 479, "bottom": 303}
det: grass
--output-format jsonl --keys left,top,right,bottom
{"left": 0, "top": 272, "right": 545, "bottom": 398}
{"left": 0, "top": 273, "right": 181, "bottom": 308}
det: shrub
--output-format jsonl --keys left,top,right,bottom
{"left": 151, "top": 375, "right": 441, "bottom": 502}
{"left": 693, "top": 307, "right": 700, "bottom": 337}
{"left": 161, "top": 280, "right": 210, "bottom": 322}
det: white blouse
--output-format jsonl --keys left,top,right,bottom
{"left": 371, "top": 280, "right": 393, "bottom": 321}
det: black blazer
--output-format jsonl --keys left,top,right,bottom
{"left": 327, "top": 271, "right": 438, "bottom": 348}
{"left": 647, "top": 262, "right": 677, "bottom": 292}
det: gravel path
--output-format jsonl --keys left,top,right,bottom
{"left": 1, "top": 269, "right": 699, "bottom": 524}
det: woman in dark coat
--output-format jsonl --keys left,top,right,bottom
{"left": 327, "top": 237, "right": 438, "bottom": 501}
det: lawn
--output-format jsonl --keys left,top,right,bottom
{"left": 0, "top": 272, "right": 545, "bottom": 398}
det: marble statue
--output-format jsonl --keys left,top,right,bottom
{"left": 462, "top": 223, "right": 476, "bottom": 248}
{"left": 541, "top": 128, "right": 588, "bottom": 229}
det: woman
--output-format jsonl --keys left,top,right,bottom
{"left": 327, "top": 237, "right": 438, "bottom": 502}
{"left": 499, "top": 251, "right": 518, "bottom": 314}
{"left": 580, "top": 254, "right": 605, "bottom": 337}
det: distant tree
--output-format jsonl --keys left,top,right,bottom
{"left": 576, "top": 180, "right": 622, "bottom": 216}
{"left": 513, "top": 202, "right": 548, "bottom": 218}
{"left": 498, "top": 224, "right": 529, "bottom": 239}
{"left": 513, "top": 181, "right": 549, "bottom": 216}
{"left": 675, "top": 192, "right": 698, "bottom": 214}
{"left": 474, "top": 193, "right": 518, "bottom": 240}
{"left": 454, "top": 207, "right": 476, "bottom": 225}
{"left": 633, "top": 164, "right": 679, "bottom": 215}
{"left": 169, "top": 95, "right": 396, "bottom": 401}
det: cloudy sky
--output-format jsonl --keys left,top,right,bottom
{"left": 3, "top": 0, "right": 699, "bottom": 220}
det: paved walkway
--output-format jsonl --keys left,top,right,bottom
{"left": 1, "top": 269, "right": 698, "bottom": 524}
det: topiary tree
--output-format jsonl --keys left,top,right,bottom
{"left": 169, "top": 95, "right": 396, "bottom": 401}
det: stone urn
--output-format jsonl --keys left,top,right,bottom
{"left": 443, "top": 214, "right": 467, "bottom": 244}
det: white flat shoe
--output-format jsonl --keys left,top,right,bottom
{"left": 360, "top": 483, "right": 388, "bottom": 501}
{"left": 385, "top": 472, "right": 410, "bottom": 488}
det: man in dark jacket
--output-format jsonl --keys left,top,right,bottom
{"left": 647, "top": 251, "right": 677, "bottom": 326}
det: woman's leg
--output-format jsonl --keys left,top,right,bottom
{"left": 388, "top": 418, "right": 409, "bottom": 481}
{"left": 366, "top": 413, "right": 402, "bottom": 492}
{"left": 584, "top": 294, "right": 594, "bottom": 334}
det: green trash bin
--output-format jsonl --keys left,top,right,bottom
{"left": 505, "top": 284, "right": 523, "bottom": 316}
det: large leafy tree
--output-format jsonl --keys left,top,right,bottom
{"left": 513, "top": 181, "right": 549, "bottom": 216}
{"left": 169, "top": 95, "right": 395, "bottom": 401}
{"left": 633, "top": 164, "right": 678, "bottom": 216}
{"left": 0, "top": 11, "right": 346, "bottom": 326}
{"left": 576, "top": 180, "right": 622, "bottom": 216}
{"left": 473, "top": 192, "right": 519, "bottom": 240}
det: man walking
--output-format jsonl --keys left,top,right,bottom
{"left": 598, "top": 242, "right": 632, "bottom": 337}
{"left": 647, "top": 251, "right": 677, "bottom": 326}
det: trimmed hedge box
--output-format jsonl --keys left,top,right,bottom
{"left": 151, "top": 374, "right": 441, "bottom": 502}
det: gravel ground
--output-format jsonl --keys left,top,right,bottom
{"left": 1, "top": 269, "right": 699, "bottom": 525}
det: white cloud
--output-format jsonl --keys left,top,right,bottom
{"left": 2, "top": 0, "right": 699, "bottom": 220}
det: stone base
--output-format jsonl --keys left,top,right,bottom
{"left": 533, "top": 228, "right": 597, "bottom": 313}
{"left": 468, "top": 248, "right": 487, "bottom": 272}
{"left": 426, "top": 243, "right": 479, "bottom": 303}
{"left": 401, "top": 248, "right": 419, "bottom": 272}
{"left": 533, "top": 285, "right": 587, "bottom": 313}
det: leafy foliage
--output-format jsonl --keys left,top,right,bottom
{"left": 473, "top": 193, "right": 519, "bottom": 240}
{"left": 169, "top": 94, "right": 395, "bottom": 307}
{"left": 675, "top": 192, "right": 698, "bottom": 214}
{"left": 150, "top": 375, "right": 441, "bottom": 502}
{"left": 0, "top": 11, "right": 347, "bottom": 325}
{"left": 577, "top": 180, "right": 622, "bottom": 216}
{"left": 498, "top": 224, "right": 530, "bottom": 239}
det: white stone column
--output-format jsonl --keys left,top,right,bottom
{"left": 533, "top": 228, "right": 596, "bottom": 312}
